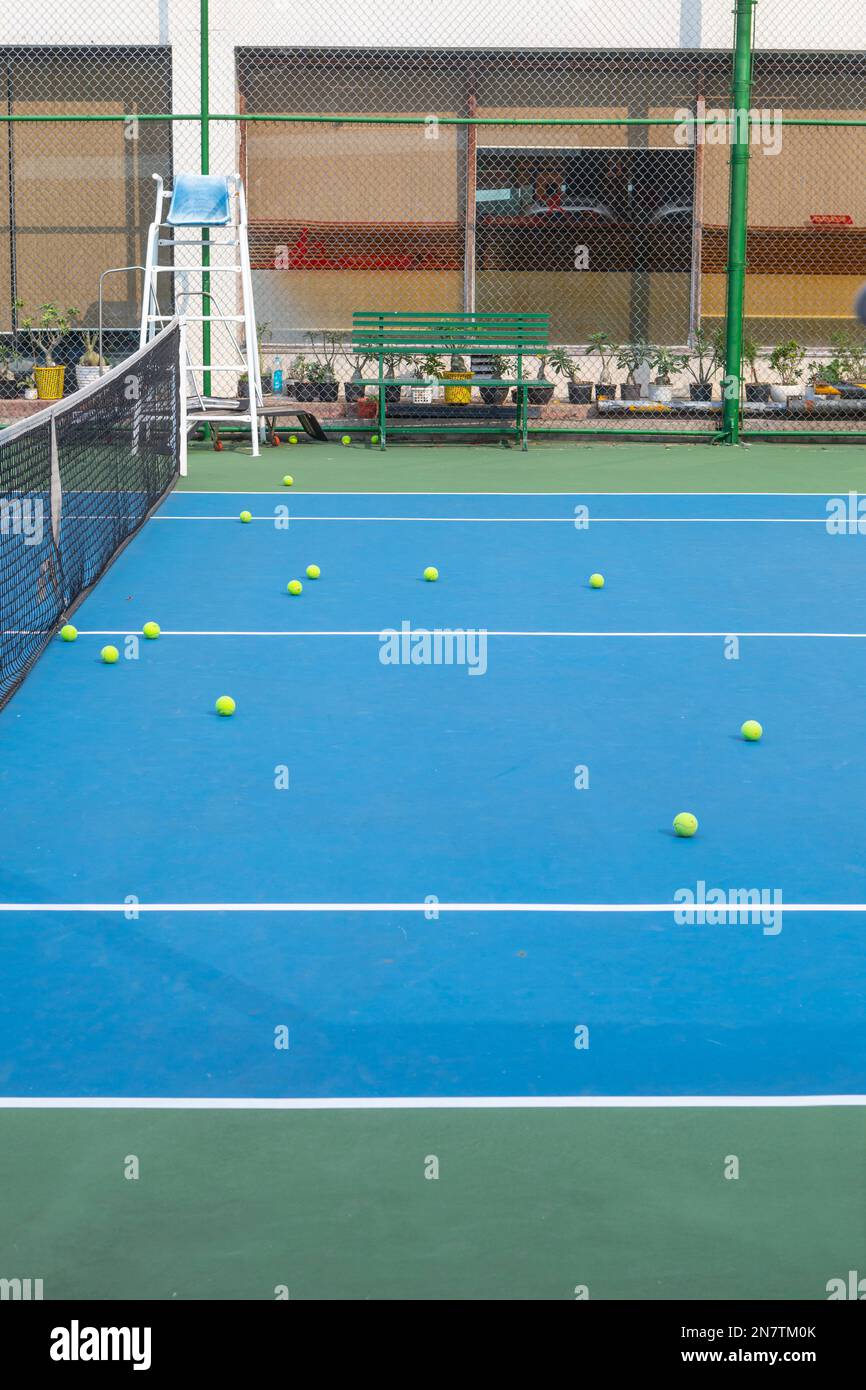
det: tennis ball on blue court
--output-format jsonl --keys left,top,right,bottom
{"left": 60, "top": 624, "right": 78, "bottom": 642}
{"left": 423, "top": 566, "right": 439, "bottom": 582}
{"left": 589, "top": 573, "right": 605, "bottom": 589}
{"left": 282, "top": 475, "right": 294, "bottom": 487}
{"left": 287, "top": 579, "right": 303, "bottom": 595}
{"left": 142, "top": 621, "right": 160, "bottom": 640}
{"left": 341, "top": 435, "right": 351, "bottom": 446}
{"left": 741, "top": 719, "right": 763, "bottom": 741}
{"left": 215, "top": 695, "right": 236, "bottom": 716}
{"left": 239, "top": 510, "right": 253, "bottom": 523}
{"left": 306, "top": 564, "right": 321, "bottom": 580}
{"left": 673, "top": 812, "right": 698, "bottom": 838}
{"left": 288, "top": 435, "right": 298, "bottom": 446}
{"left": 100, "top": 645, "right": 119, "bottom": 665}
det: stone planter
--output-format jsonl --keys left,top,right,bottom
{"left": 647, "top": 382, "right": 673, "bottom": 403}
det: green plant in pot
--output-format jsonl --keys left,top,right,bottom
{"left": 524, "top": 353, "right": 555, "bottom": 406}
{"left": 587, "top": 332, "right": 619, "bottom": 401}
{"left": 343, "top": 342, "right": 371, "bottom": 404}
{"left": 441, "top": 342, "right": 473, "bottom": 404}
{"left": 648, "top": 345, "right": 687, "bottom": 403}
{"left": 741, "top": 335, "right": 770, "bottom": 403}
{"left": 683, "top": 327, "right": 722, "bottom": 402}
{"left": 0, "top": 345, "right": 18, "bottom": 400}
{"left": 822, "top": 332, "right": 866, "bottom": 399}
{"left": 806, "top": 355, "right": 843, "bottom": 397}
{"left": 76, "top": 330, "right": 109, "bottom": 390}
{"left": 285, "top": 354, "right": 316, "bottom": 402}
{"left": 615, "top": 340, "right": 651, "bottom": 402}
{"left": 15, "top": 300, "right": 78, "bottom": 400}
{"left": 766, "top": 339, "right": 806, "bottom": 404}
{"left": 382, "top": 353, "right": 407, "bottom": 406}
{"left": 305, "top": 330, "right": 341, "bottom": 401}
{"left": 478, "top": 354, "right": 514, "bottom": 405}
{"left": 19, "top": 373, "right": 38, "bottom": 400}
{"left": 410, "top": 353, "right": 447, "bottom": 405}
{"left": 549, "top": 347, "right": 592, "bottom": 404}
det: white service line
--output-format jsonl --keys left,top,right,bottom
{"left": 154, "top": 514, "right": 831, "bottom": 523}
{"left": 0, "top": 1094, "right": 862, "bottom": 1110}
{"left": 73, "top": 629, "right": 866, "bottom": 639}
{"left": 0, "top": 901, "right": 864, "bottom": 913}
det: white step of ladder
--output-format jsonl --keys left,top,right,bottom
{"left": 140, "top": 172, "right": 261, "bottom": 461}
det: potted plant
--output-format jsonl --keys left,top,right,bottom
{"left": 255, "top": 322, "right": 273, "bottom": 395}
{"left": 766, "top": 339, "right": 806, "bottom": 404}
{"left": 19, "top": 374, "right": 38, "bottom": 401}
{"left": 356, "top": 389, "right": 378, "bottom": 420}
{"left": 287, "top": 355, "right": 317, "bottom": 402}
{"left": 441, "top": 344, "right": 473, "bottom": 404}
{"left": 75, "top": 331, "right": 108, "bottom": 390}
{"left": 826, "top": 333, "right": 866, "bottom": 398}
{"left": 343, "top": 344, "right": 370, "bottom": 404}
{"left": 526, "top": 353, "right": 555, "bottom": 405}
{"left": 587, "top": 332, "right": 619, "bottom": 401}
{"left": 742, "top": 336, "right": 771, "bottom": 402}
{"left": 648, "top": 346, "right": 687, "bottom": 403}
{"left": 307, "top": 361, "right": 339, "bottom": 402}
{"left": 306, "top": 330, "right": 340, "bottom": 401}
{"left": 0, "top": 346, "right": 18, "bottom": 399}
{"left": 683, "top": 327, "right": 722, "bottom": 402}
{"left": 382, "top": 354, "right": 406, "bottom": 406}
{"left": 15, "top": 299, "right": 78, "bottom": 400}
{"left": 478, "top": 354, "right": 514, "bottom": 405}
{"left": 410, "top": 353, "right": 446, "bottom": 405}
{"left": 549, "top": 347, "right": 592, "bottom": 404}
{"left": 615, "top": 341, "right": 651, "bottom": 402}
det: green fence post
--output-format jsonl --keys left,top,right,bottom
{"left": 722, "top": 0, "right": 756, "bottom": 445}
{"left": 200, "top": 0, "right": 212, "bottom": 401}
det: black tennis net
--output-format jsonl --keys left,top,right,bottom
{"left": 0, "top": 320, "right": 181, "bottom": 708}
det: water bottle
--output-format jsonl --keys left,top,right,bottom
{"left": 273, "top": 356, "right": 283, "bottom": 395}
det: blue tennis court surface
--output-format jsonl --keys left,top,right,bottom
{"left": 2, "top": 490, "right": 866, "bottom": 1100}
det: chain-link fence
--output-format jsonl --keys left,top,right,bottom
{"left": 1, "top": 0, "right": 865, "bottom": 439}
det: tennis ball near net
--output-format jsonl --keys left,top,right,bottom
{"left": 288, "top": 435, "right": 298, "bottom": 446}
{"left": 100, "top": 645, "right": 119, "bottom": 664}
{"left": 215, "top": 695, "right": 236, "bottom": 716}
{"left": 423, "top": 566, "right": 439, "bottom": 582}
{"left": 741, "top": 719, "right": 763, "bottom": 741}
{"left": 589, "top": 573, "right": 605, "bottom": 589}
{"left": 239, "top": 510, "right": 253, "bottom": 523}
{"left": 287, "top": 579, "right": 303, "bottom": 595}
{"left": 673, "top": 812, "right": 698, "bottom": 838}
{"left": 60, "top": 624, "right": 78, "bottom": 642}
{"left": 142, "top": 621, "right": 161, "bottom": 640}
{"left": 341, "top": 435, "right": 351, "bottom": 446}
{"left": 305, "top": 564, "right": 321, "bottom": 580}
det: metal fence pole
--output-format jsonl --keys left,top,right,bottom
{"left": 722, "top": 0, "right": 756, "bottom": 445}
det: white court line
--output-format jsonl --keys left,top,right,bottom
{"left": 175, "top": 491, "right": 847, "bottom": 497}
{"left": 1, "top": 901, "right": 864, "bottom": 913}
{"left": 71, "top": 629, "right": 866, "bottom": 639}
{"left": 153, "top": 515, "right": 833, "bottom": 523}
{"left": 0, "top": 1095, "right": 862, "bottom": 1110}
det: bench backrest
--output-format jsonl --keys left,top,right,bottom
{"left": 352, "top": 311, "right": 549, "bottom": 361}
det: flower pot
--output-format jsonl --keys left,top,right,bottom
{"left": 355, "top": 397, "right": 377, "bottom": 419}
{"left": 769, "top": 383, "right": 802, "bottom": 404}
{"left": 648, "top": 382, "right": 673, "bottom": 403}
{"left": 689, "top": 383, "right": 714, "bottom": 402}
{"left": 315, "top": 381, "right": 339, "bottom": 403}
{"left": 527, "top": 382, "right": 554, "bottom": 405}
{"left": 344, "top": 381, "right": 367, "bottom": 404}
{"left": 745, "top": 382, "right": 771, "bottom": 403}
{"left": 595, "top": 383, "right": 617, "bottom": 401}
{"left": 411, "top": 384, "right": 435, "bottom": 405}
{"left": 620, "top": 383, "right": 642, "bottom": 401}
{"left": 23, "top": 388, "right": 38, "bottom": 400}
{"left": 441, "top": 370, "right": 472, "bottom": 404}
{"left": 567, "top": 382, "right": 593, "bottom": 404}
{"left": 291, "top": 381, "right": 318, "bottom": 402}
{"left": 480, "top": 385, "right": 509, "bottom": 405}
{"left": 75, "top": 365, "right": 103, "bottom": 391}
{"left": 34, "top": 364, "right": 65, "bottom": 401}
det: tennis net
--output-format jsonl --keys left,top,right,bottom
{"left": 0, "top": 319, "right": 182, "bottom": 708}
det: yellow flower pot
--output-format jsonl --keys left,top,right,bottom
{"left": 442, "top": 370, "right": 472, "bottom": 404}
{"left": 34, "top": 365, "right": 66, "bottom": 401}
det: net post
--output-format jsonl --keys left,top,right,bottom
{"left": 721, "top": 0, "right": 756, "bottom": 446}
{"left": 179, "top": 318, "right": 189, "bottom": 478}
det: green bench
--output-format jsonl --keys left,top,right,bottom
{"left": 351, "top": 311, "right": 550, "bottom": 450}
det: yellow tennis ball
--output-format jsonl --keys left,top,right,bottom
{"left": 673, "top": 812, "right": 698, "bottom": 838}
{"left": 306, "top": 564, "right": 321, "bottom": 580}
{"left": 288, "top": 435, "right": 298, "bottom": 445}
{"left": 341, "top": 435, "right": 351, "bottom": 446}
{"left": 100, "top": 645, "right": 119, "bottom": 664}
{"left": 60, "top": 624, "right": 78, "bottom": 642}
{"left": 423, "top": 566, "right": 439, "bottom": 582}
{"left": 287, "top": 579, "right": 303, "bottom": 595}
{"left": 282, "top": 475, "right": 294, "bottom": 487}
{"left": 371, "top": 434, "right": 379, "bottom": 444}
{"left": 142, "top": 621, "right": 160, "bottom": 640}
{"left": 589, "top": 573, "right": 605, "bottom": 589}
{"left": 215, "top": 695, "right": 236, "bottom": 716}
{"left": 741, "top": 719, "right": 763, "bottom": 741}
{"left": 239, "top": 510, "right": 252, "bottom": 523}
